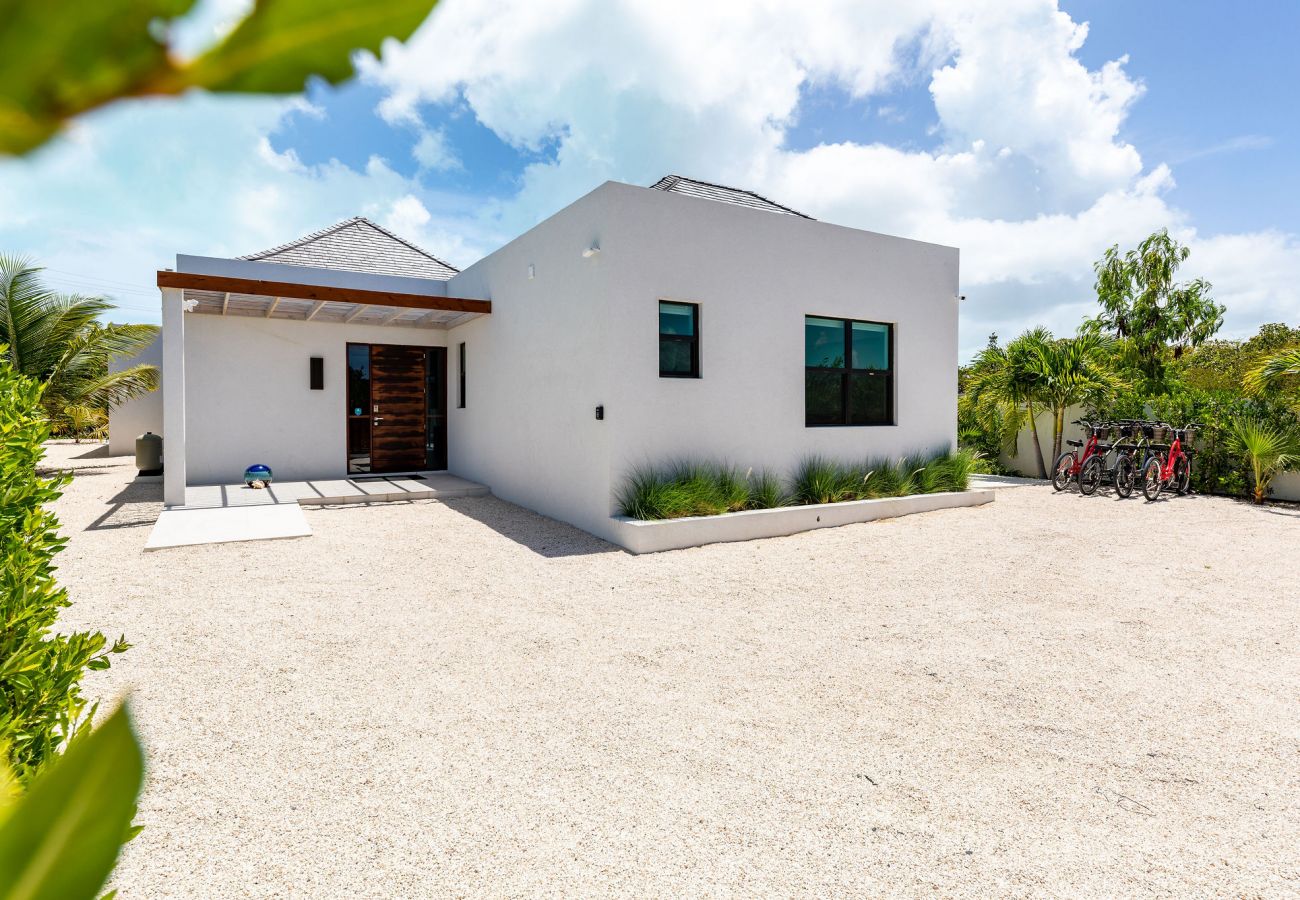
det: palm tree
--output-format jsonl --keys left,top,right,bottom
{"left": 1028, "top": 329, "right": 1123, "bottom": 462}
{"left": 965, "top": 328, "right": 1053, "bottom": 477}
{"left": 0, "top": 255, "right": 158, "bottom": 428}
{"left": 1227, "top": 417, "right": 1300, "bottom": 504}
{"left": 1244, "top": 347, "right": 1300, "bottom": 394}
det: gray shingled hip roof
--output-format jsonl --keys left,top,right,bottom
{"left": 649, "top": 175, "right": 814, "bottom": 219}
{"left": 240, "top": 217, "right": 459, "bottom": 280}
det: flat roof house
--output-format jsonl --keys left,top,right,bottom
{"left": 146, "top": 176, "right": 960, "bottom": 547}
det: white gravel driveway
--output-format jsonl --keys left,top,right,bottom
{"left": 48, "top": 443, "right": 1300, "bottom": 897}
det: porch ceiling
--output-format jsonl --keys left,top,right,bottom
{"left": 157, "top": 270, "right": 490, "bottom": 330}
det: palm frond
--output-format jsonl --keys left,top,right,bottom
{"left": 0, "top": 257, "right": 160, "bottom": 415}
{"left": 1244, "top": 347, "right": 1300, "bottom": 394}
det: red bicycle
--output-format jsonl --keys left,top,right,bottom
{"left": 1141, "top": 423, "right": 1200, "bottom": 501}
{"left": 1051, "top": 420, "right": 1111, "bottom": 495}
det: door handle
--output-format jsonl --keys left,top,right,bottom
{"left": 373, "top": 417, "right": 385, "bottom": 423}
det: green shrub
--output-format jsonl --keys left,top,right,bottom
{"left": 1090, "top": 385, "right": 1300, "bottom": 499}
{"left": 621, "top": 448, "right": 975, "bottom": 520}
{"left": 791, "top": 447, "right": 974, "bottom": 507}
{"left": 618, "top": 461, "right": 772, "bottom": 519}
{"left": 749, "top": 470, "right": 788, "bottom": 510}
{"left": 791, "top": 456, "right": 851, "bottom": 505}
{"left": 928, "top": 447, "right": 981, "bottom": 492}
{"left": 0, "top": 352, "right": 128, "bottom": 784}
{"left": 860, "top": 457, "right": 904, "bottom": 497}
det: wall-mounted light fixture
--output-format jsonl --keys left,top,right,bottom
{"left": 309, "top": 356, "right": 324, "bottom": 390}
{"left": 582, "top": 243, "right": 600, "bottom": 258}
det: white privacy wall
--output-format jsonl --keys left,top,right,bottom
{"left": 446, "top": 181, "right": 958, "bottom": 543}
{"left": 108, "top": 333, "right": 164, "bottom": 456}
{"left": 182, "top": 314, "right": 446, "bottom": 485}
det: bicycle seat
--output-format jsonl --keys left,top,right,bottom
{"left": 1066, "top": 439, "right": 1083, "bottom": 448}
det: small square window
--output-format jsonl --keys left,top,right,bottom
{"left": 659, "top": 301, "right": 699, "bottom": 378}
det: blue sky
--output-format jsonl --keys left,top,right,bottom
{"left": 1063, "top": 0, "right": 1300, "bottom": 235}
{"left": 1, "top": 0, "right": 1296, "bottom": 360}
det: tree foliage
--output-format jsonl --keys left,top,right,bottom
{"left": 0, "top": 0, "right": 438, "bottom": 155}
{"left": 1090, "top": 229, "right": 1224, "bottom": 388}
{"left": 0, "top": 351, "right": 128, "bottom": 783}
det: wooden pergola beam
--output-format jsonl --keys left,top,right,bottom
{"left": 157, "top": 270, "right": 491, "bottom": 314}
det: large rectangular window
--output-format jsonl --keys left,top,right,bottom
{"left": 805, "top": 316, "right": 893, "bottom": 426}
{"left": 659, "top": 300, "right": 699, "bottom": 378}
{"left": 457, "top": 342, "right": 466, "bottom": 408}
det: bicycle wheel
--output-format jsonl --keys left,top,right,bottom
{"left": 1142, "top": 458, "right": 1164, "bottom": 501}
{"left": 1079, "top": 456, "right": 1104, "bottom": 495}
{"left": 1174, "top": 456, "right": 1191, "bottom": 495}
{"left": 1051, "top": 452, "right": 1076, "bottom": 491}
{"left": 1114, "top": 454, "right": 1136, "bottom": 498}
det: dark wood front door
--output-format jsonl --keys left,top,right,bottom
{"left": 346, "top": 343, "right": 447, "bottom": 475}
{"left": 370, "top": 344, "right": 429, "bottom": 473}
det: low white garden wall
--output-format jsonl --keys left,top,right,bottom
{"left": 608, "top": 488, "right": 995, "bottom": 554}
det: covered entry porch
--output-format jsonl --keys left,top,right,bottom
{"left": 158, "top": 255, "right": 491, "bottom": 507}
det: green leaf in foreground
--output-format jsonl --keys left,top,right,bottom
{"left": 178, "top": 0, "right": 437, "bottom": 93}
{"left": 0, "top": 705, "right": 144, "bottom": 900}
{"left": 0, "top": 0, "right": 197, "bottom": 155}
{"left": 0, "top": 0, "right": 437, "bottom": 155}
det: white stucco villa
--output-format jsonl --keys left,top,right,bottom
{"left": 121, "top": 175, "right": 961, "bottom": 547}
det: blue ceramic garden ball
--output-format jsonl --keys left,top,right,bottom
{"left": 244, "top": 464, "right": 273, "bottom": 487}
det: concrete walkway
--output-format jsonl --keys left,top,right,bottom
{"left": 178, "top": 472, "right": 489, "bottom": 509}
{"left": 147, "top": 472, "right": 490, "bottom": 550}
{"left": 969, "top": 473, "right": 1047, "bottom": 489}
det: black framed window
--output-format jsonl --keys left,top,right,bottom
{"left": 457, "top": 342, "right": 466, "bottom": 408}
{"left": 805, "top": 316, "right": 893, "bottom": 426}
{"left": 659, "top": 301, "right": 699, "bottom": 378}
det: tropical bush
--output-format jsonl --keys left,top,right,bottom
{"left": 619, "top": 449, "right": 978, "bottom": 520}
{"left": 0, "top": 703, "right": 143, "bottom": 900}
{"left": 1227, "top": 416, "right": 1300, "bottom": 504}
{"left": 1087, "top": 384, "right": 1300, "bottom": 498}
{"left": 0, "top": 352, "right": 128, "bottom": 783}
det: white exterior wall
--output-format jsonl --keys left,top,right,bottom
{"left": 446, "top": 181, "right": 958, "bottom": 542}
{"left": 108, "top": 333, "right": 164, "bottom": 456}
{"left": 445, "top": 189, "right": 615, "bottom": 539}
{"left": 182, "top": 315, "right": 446, "bottom": 485}
{"left": 596, "top": 182, "right": 958, "bottom": 498}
